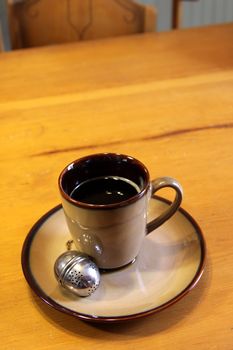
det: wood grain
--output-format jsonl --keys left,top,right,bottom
{"left": 0, "top": 24, "right": 233, "bottom": 350}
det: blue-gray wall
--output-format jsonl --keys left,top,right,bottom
{"left": 182, "top": 0, "right": 233, "bottom": 28}
{"left": 141, "top": 0, "right": 233, "bottom": 31}
{"left": 0, "top": 0, "right": 11, "bottom": 50}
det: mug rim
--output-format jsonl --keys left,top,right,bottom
{"left": 58, "top": 153, "right": 150, "bottom": 210}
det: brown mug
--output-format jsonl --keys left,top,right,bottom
{"left": 59, "top": 153, "right": 183, "bottom": 269}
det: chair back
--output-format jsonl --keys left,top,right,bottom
{"left": 9, "top": 0, "right": 156, "bottom": 49}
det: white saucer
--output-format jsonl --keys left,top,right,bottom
{"left": 22, "top": 196, "right": 206, "bottom": 323}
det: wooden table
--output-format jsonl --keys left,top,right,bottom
{"left": 1, "top": 23, "right": 233, "bottom": 350}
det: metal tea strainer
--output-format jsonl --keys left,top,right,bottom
{"left": 54, "top": 250, "right": 100, "bottom": 297}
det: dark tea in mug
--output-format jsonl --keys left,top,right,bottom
{"left": 70, "top": 176, "right": 140, "bottom": 205}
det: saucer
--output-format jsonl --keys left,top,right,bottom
{"left": 22, "top": 196, "right": 206, "bottom": 323}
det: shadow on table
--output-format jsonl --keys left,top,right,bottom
{"left": 30, "top": 257, "right": 211, "bottom": 339}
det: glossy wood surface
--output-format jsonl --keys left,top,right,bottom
{"left": 0, "top": 23, "right": 233, "bottom": 349}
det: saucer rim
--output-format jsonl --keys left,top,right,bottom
{"left": 21, "top": 196, "right": 206, "bottom": 323}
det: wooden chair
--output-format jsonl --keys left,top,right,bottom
{"left": 8, "top": 0, "right": 156, "bottom": 49}
{"left": 172, "top": 0, "right": 199, "bottom": 29}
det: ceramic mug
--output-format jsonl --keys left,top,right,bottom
{"left": 59, "top": 153, "right": 183, "bottom": 269}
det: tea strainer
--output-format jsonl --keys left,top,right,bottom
{"left": 54, "top": 250, "right": 100, "bottom": 297}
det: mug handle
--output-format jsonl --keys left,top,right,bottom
{"left": 146, "top": 177, "right": 183, "bottom": 234}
